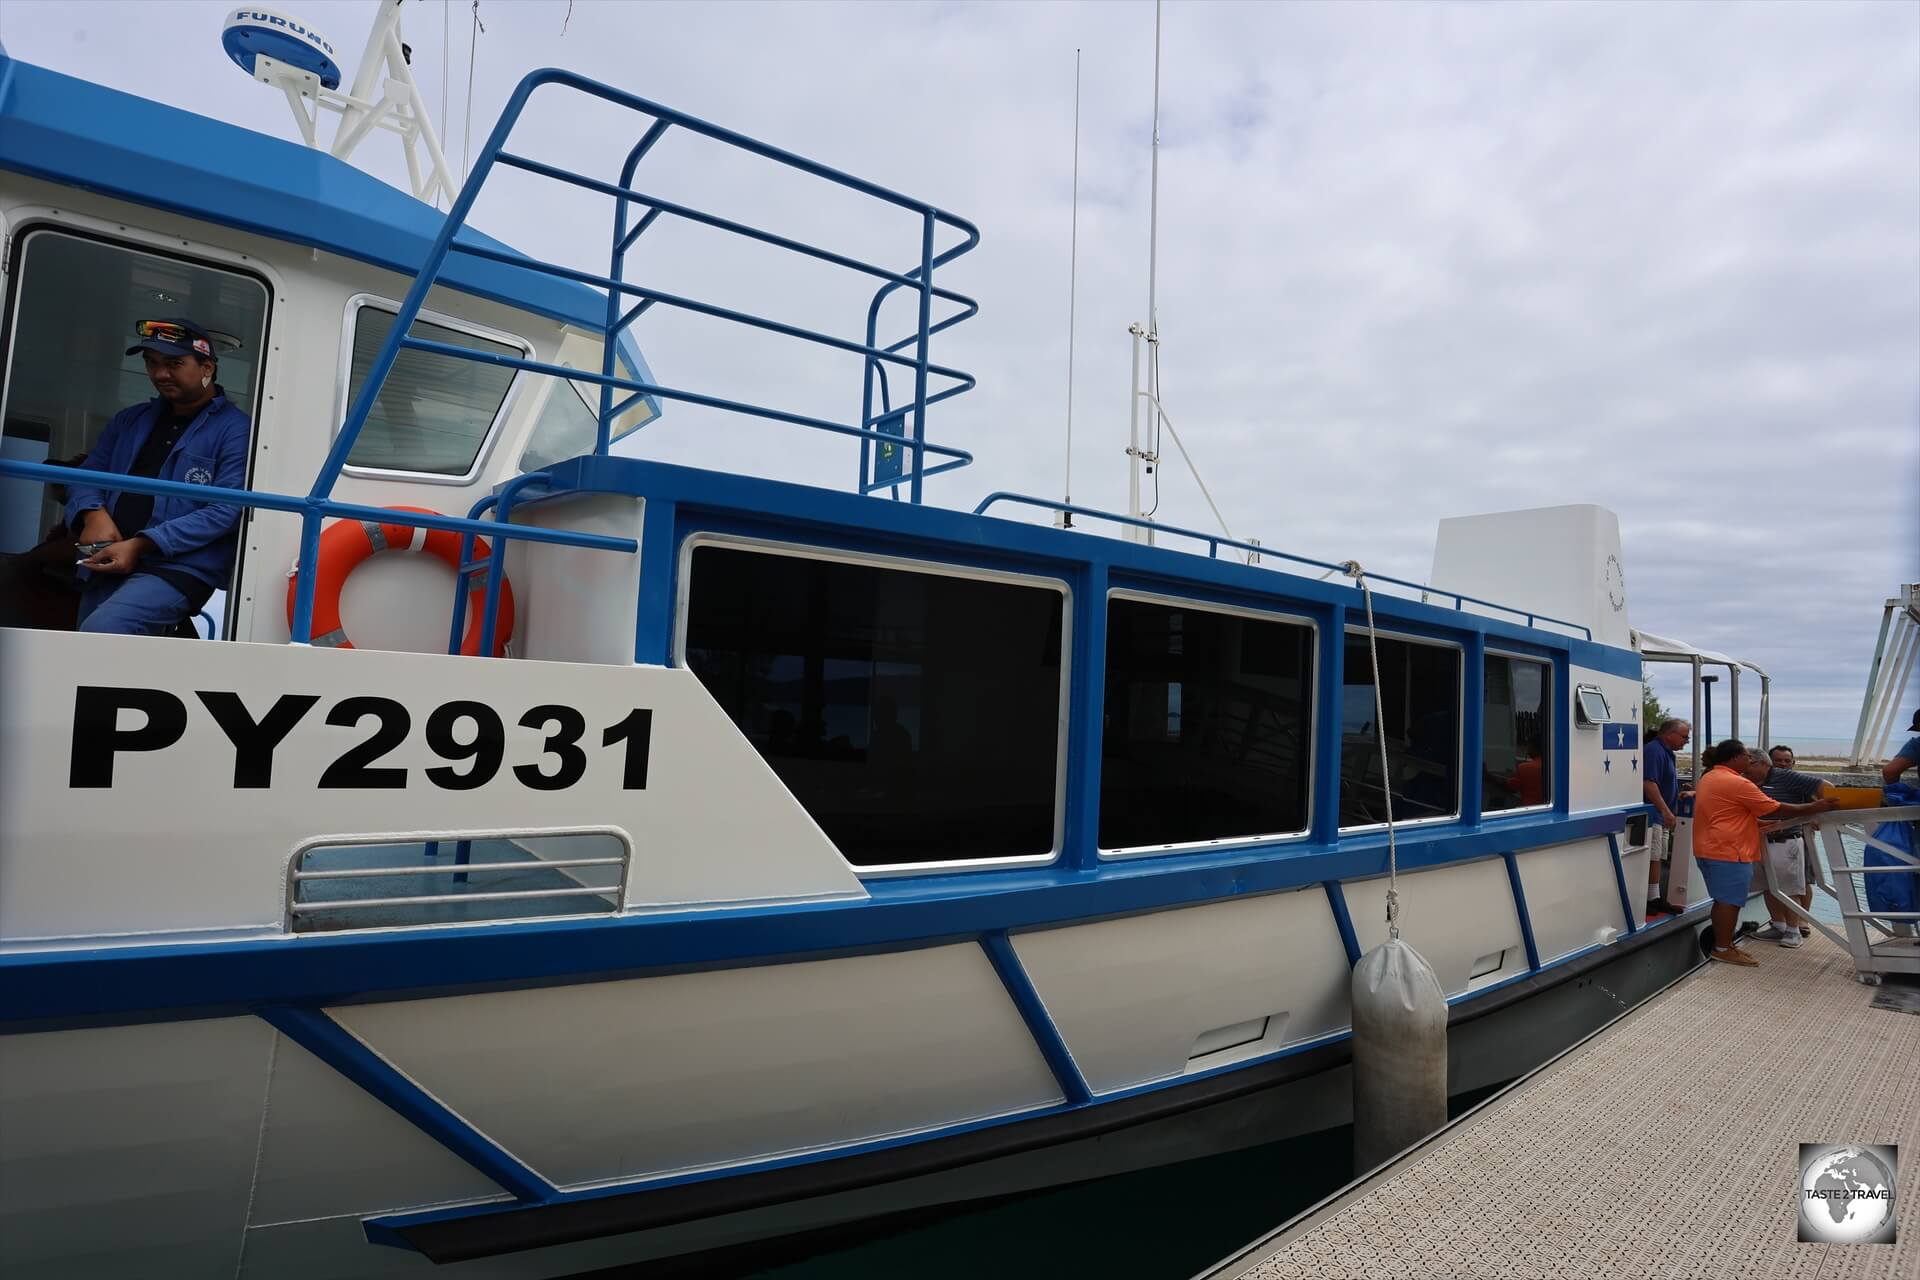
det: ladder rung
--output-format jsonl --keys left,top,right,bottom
{"left": 616, "top": 205, "right": 664, "bottom": 254}
{"left": 615, "top": 297, "right": 655, "bottom": 333}
{"left": 881, "top": 302, "right": 979, "bottom": 355}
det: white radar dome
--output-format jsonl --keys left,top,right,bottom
{"left": 221, "top": 8, "right": 342, "bottom": 90}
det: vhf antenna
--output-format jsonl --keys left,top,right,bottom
{"left": 1061, "top": 49, "right": 1083, "bottom": 529}
{"left": 1126, "top": 0, "right": 1164, "bottom": 542}
{"left": 1121, "top": 0, "right": 1241, "bottom": 557}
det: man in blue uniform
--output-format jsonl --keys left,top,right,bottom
{"left": 1643, "top": 717, "right": 1691, "bottom": 916}
{"left": 65, "top": 319, "right": 251, "bottom": 635}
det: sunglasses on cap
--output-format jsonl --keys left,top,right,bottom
{"left": 134, "top": 319, "right": 213, "bottom": 357}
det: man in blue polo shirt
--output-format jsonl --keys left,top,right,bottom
{"left": 1643, "top": 717, "right": 1691, "bottom": 916}
{"left": 65, "top": 319, "right": 251, "bottom": 635}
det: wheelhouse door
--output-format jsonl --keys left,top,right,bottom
{"left": 0, "top": 226, "right": 271, "bottom": 635}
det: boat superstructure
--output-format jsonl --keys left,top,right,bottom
{"left": 1, "top": 28, "right": 1701, "bottom": 1279}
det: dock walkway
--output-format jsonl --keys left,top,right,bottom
{"left": 1207, "top": 931, "right": 1919, "bottom": 1279}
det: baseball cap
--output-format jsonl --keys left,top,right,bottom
{"left": 126, "top": 318, "right": 215, "bottom": 360}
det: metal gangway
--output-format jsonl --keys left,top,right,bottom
{"left": 1766, "top": 804, "right": 1920, "bottom": 983}
{"left": 1849, "top": 584, "right": 1920, "bottom": 767}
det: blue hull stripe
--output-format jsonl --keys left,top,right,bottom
{"left": 1504, "top": 851, "right": 1542, "bottom": 972}
{"left": 1323, "top": 881, "right": 1362, "bottom": 967}
{"left": 0, "top": 810, "right": 1635, "bottom": 1026}
{"left": 1607, "top": 832, "right": 1639, "bottom": 936}
{"left": 979, "top": 932, "right": 1092, "bottom": 1106}
{"left": 258, "top": 1004, "right": 552, "bottom": 1203}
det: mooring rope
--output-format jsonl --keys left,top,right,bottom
{"left": 1343, "top": 560, "right": 1401, "bottom": 939}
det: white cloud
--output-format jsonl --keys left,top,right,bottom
{"left": 5, "top": 0, "right": 1914, "bottom": 737}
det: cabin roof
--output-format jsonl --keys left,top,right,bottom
{"left": 0, "top": 50, "right": 656, "bottom": 408}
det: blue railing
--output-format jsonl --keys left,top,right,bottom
{"left": 971, "top": 492, "right": 1595, "bottom": 641}
{"left": 5, "top": 68, "right": 983, "bottom": 651}
{"left": 323, "top": 67, "right": 980, "bottom": 506}
{"left": 310, "top": 65, "right": 980, "bottom": 647}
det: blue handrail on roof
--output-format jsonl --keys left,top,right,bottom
{"left": 301, "top": 66, "right": 982, "bottom": 646}
{"left": 971, "top": 492, "right": 1595, "bottom": 641}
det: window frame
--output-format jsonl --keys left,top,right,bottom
{"left": 0, "top": 219, "right": 277, "bottom": 641}
{"left": 1098, "top": 587, "right": 1319, "bottom": 860}
{"left": 1337, "top": 625, "right": 1466, "bottom": 833}
{"left": 1481, "top": 646, "right": 1555, "bottom": 819}
{"left": 673, "top": 531, "right": 1074, "bottom": 877}
{"left": 331, "top": 291, "right": 532, "bottom": 486}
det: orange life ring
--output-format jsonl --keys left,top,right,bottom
{"left": 286, "top": 505, "right": 515, "bottom": 656}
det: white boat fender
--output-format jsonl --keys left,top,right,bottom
{"left": 1350, "top": 935, "right": 1448, "bottom": 1174}
{"left": 1341, "top": 559, "right": 1448, "bottom": 1175}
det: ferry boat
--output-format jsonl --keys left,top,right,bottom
{"left": 0, "top": 8, "right": 1711, "bottom": 1276}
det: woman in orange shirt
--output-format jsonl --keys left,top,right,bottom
{"left": 1692, "top": 740, "right": 1836, "bottom": 966}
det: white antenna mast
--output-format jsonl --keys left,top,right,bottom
{"left": 1147, "top": 0, "right": 1163, "bottom": 375}
{"left": 222, "top": 0, "right": 459, "bottom": 207}
{"left": 1060, "top": 49, "right": 1083, "bottom": 530}
{"left": 1125, "top": 0, "right": 1164, "bottom": 543}
{"left": 1119, "top": 1, "right": 1243, "bottom": 558}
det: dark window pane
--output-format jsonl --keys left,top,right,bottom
{"left": 1340, "top": 635, "right": 1460, "bottom": 826}
{"left": 1483, "top": 655, "right": 1552, "bottom": 812}
{"left": 1100, "top": 599, "right": 1314, "bottom": 849}
{"left": 684, "top": 547, "right": 1063, "bottom": 865}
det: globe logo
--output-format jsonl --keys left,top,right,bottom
{"left": 1798, "top": 1143, "right": 1898, "bottom": 1244}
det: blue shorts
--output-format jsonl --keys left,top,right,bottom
{"left": 1697, "top": 856, "right": 1753, "bottom": 907}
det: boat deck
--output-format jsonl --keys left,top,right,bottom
{"left": 1207, "top": 929, "right": 1920, "bottom": 1279}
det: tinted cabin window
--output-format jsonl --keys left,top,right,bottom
{"left": 1340, "top": 635, "right": 1460, "bottom": 826}
{"left": 1483, "top": 654, "right": 1552, "bottom": 812}
{"left": 684, "top": 546, "right": 1063, "bottom": 866}
{"left": 342, "top": 305, "right": 522, "bottom": 476}
{"left": 1101, "top": 598, "right": 1313, "bottom": 849}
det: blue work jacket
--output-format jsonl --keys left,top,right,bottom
{"left": 64, "top": 392, "right": 252, "bottom": 589}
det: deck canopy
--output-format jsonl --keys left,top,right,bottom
{"left": 1633, "top": 629, "right": 1771, "bottom": 760}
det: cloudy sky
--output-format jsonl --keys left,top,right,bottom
{"left": 5, "top": 0, "right": 1915, "bottom": 743}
